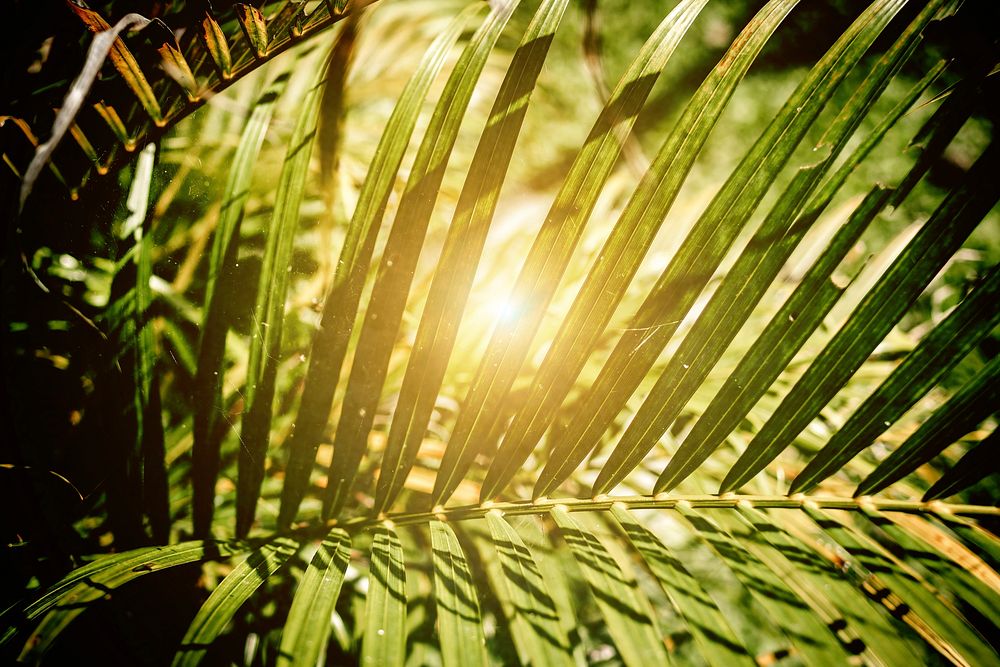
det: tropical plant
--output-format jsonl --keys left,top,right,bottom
{"left": 2, "top": 0, "right": 999, "bottom": 665}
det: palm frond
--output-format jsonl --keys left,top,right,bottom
{"left": 4, "top": 0, "right": 999, "bottom": 664}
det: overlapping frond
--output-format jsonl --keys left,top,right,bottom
{"left": 3, "top": 0, "right": 365, "bottom": 201}
{"left": 4, "top": 498, "right": 998, "bottom": 664}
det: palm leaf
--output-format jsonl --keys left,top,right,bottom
{"left": 857, "top": 353, "right": 1000, "bottom": 497}
{"left": 323, "top": 0, "right": 521, "bottom": 519}
{"left": 5, "top": 539, "right": 247, "bottom": 661}
{"left": 801, "top": 505, "right": 997, "bottom": 665}
{"left": 375, "top": 0, "right": 571, "bottom": 516}
{"left": 277, "top": 529, "right": 352, "bottom": 667}
{"left": 235, "top": 51, "right": 332, "bottom": 537}
{"left": 723, "top": 142, "right": 999, "bottom": 493}
{"left": 430, "top": 520, "right": 489, "bottom": 667}
{"left": 192, "top": 71, "right": 291, "bottom": 538}
{"left": 793, "top": 266, "right": 1000, "bottom": 494}
{"left": 483, "top": 510, "right": 576, "bottom": 666}
{"left": 278, "top": 6, "right": 477, "bottom": 529}
{"left": 610, "top": 504, "right": 756, "bottom": 666}
{"left": 8, "top": 497, "right": 999, "bottom": 663}
{"left": 431, "top": 0, "right": 712, "bottom": 505}
{"left": 583, "top": 0, "right": 922, "bottom": 496}
{"left": 550, "top": 506, "right": 669, "bottom": 666}
{"left": 361, "top": 525, "right": 407, "bottom": 667}
{"left": 729, "top": 503, "right": 929, "bottom": 665}
{"left": 857, "top": 506, "right": 1000, "bottom": 629}
{"left": 495, "top": 0, "right": 791, "bottom": 500}
{"left": 173, "top": 538, "right": 301, "bottom": 666}
{"left": 924, "top": 429, "right": 1000, "bottom": 501}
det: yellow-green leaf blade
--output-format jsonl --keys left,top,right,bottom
{"left": 483, "top": 511, "right": 575, "bottom": 667}
{"left": 801, "top": 505, "right": 998, "bottom": 666}
{"left": 725, "top": 504, "right": 930, "bottom": 666}
{"left": 277, "top": 529, "right": 351, "bottom": 667}
{"left": 430, "top": 521, "right": 488, "bottom": 667}
{"left": 723, "top": 143, "right": 1000, "bottom": 494}
{"left": 192, "top": 72, "right": 289, "bottom": 538}
{"left": 324, "top": 0, "right": 521, "bottom": 519}
{"left": 676, "top": 503, "right": 853, "bottom": 667}
{"left": 375, "top": 0, "right": 569, "bottom": 515}
{"left": 278, "top": 8, "right": 475, "bottom": 529}
{"left": 857, "top": 507, "right": 1000, "bottom": 629}
{"left": 236, "top": 54, "right": 330, "bottom": 537}
{"left": 857, "top": 353, "right": 1000, "bottom": 497}
{"left": 361, "top": 525, "right": 407, "bottom": 667}
{"left": 550, "top": 506, "right": 669, "bottom": 667}
{"left": 171, "top": 538, "right": 300, "bottom": 667}
{"left": 793, "top": 266, "right": 1000, "bottom": 494}
{"left": 431, "top": 0, "right": 711, "bottom": 506}
{"left": 610, "top": 504, "right": 755, "bottom": 667}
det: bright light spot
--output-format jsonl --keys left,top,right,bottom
{"left": 466, "top": 275, "right": 527, "bottom": 337}
{"left": 488, "top": 298, "right": 522, "bottom": 326}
